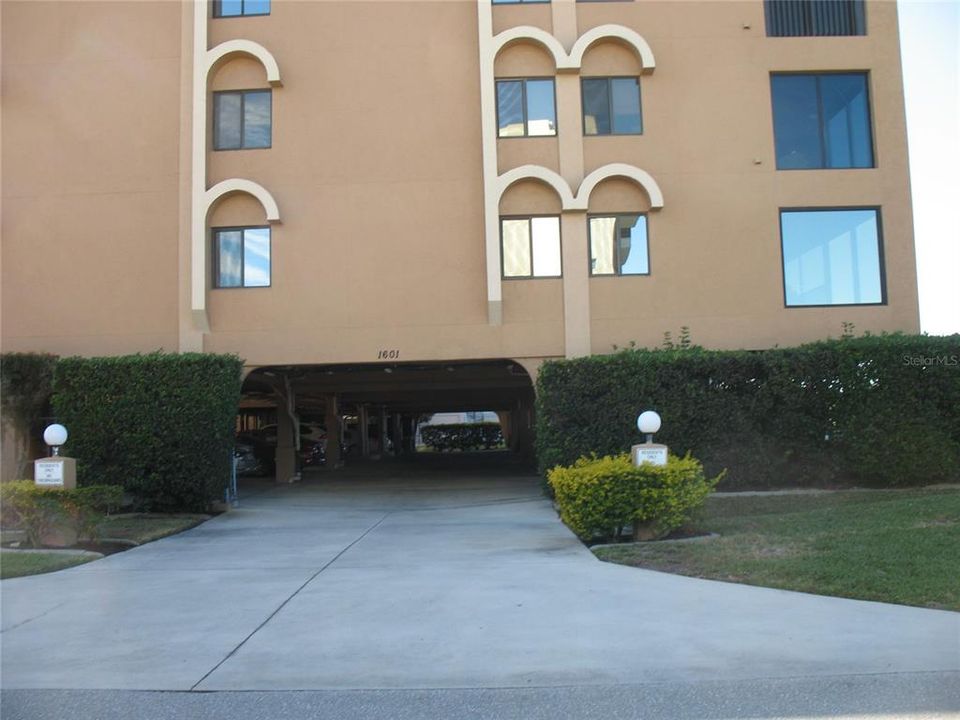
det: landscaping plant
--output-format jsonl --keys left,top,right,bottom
{"left": 0, "top": 352, "right": 57, "bottom": 478}
{"left": 536, "top": 333, "right": 960, "bottom": 489}
{"left": 420, "top": 423, "right": 504, "bottom": 452}
{"left": 548, "top": 453, "right": 722, "bottom": 542}
{"left": 52, "top": 352, "right": 243, "bottom": 512}
{"left": 0, "top": 480, "right": 123, "bottom": 547}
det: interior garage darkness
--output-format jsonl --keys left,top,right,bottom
{"left": 238, "top": 360, "right": 536, "bottom": 481}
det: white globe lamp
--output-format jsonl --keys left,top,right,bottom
{"left": 43, "top": 424, "right": 68, "bottom": 456}
{"left": 637, "top": 411, "right": 661, "bottom": 443}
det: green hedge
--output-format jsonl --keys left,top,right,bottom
{"left": 420, "top": 422, "right": 504, "bottom": 452}
{"left": 1, "top": 352, "right": 58, "bottom": 477}
{"left": 536, "top": 334, "right": 960, "bottom": 489}
{"left": 548, "top": 453, "right": 720, "bottom": 541}
{"left": 53, "top": 353, "right": 243, "bottom": 511}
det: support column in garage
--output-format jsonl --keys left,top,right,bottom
{"left": 274, "top": 376, "right": 299, "bottom": 483}
{"left": 392, "top": 413, "right": 403, "bottom": 457}
{"left": 275, "top": 404, "right": 298, "bottom": 483}
{"left": 379, "top": 407, "right": 388, "bottom": 457}
{"left": 324, "top": 394, "right": 341, "bottom": 468}
{"left": 359, "top": 404, "right": 370, "bottom": 457}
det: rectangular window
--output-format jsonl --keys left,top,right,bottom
{"left": 214, "top": 227, "right": 271, "bottom": 288}
{"left": 582, "top": 77, "right": 642, "bottom": 135}
{"left": 589, "top": 215, "right": 649, "bottom": 275}
{"left": 780, "top": 208, "right": 884, "bottom": 306}
{"left": 213, "top": 90, "right": 272, "bottom": 150}
{"left": 765, "top": 0, "right": 865, "bottom": 37}
{"left": 771, "top": 73, "right": 873, "bottom": 169}
{"left": 501, "top": 217, "right": 562, "bottom": 278}
{"left": 213, "top": 0, "right": 270, "bottom": 17}
{"left": 496, "top": 79, "right": 556, "bottom": 137}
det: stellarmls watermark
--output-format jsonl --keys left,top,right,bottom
{"left": 903, "top": 354, "right": 960, "bottom": 368}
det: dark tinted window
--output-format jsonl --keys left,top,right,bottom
{"left": 213, "top": 90, "right": 272, "bottom": 150}
{"left": 765, "top": 0, "right": 865, "bottom": 36}
{"left": 582, "top": 77, "right": 642, "bottom": 135}
{"left": 771, "top": 73, "right": 873, "bottom": 169}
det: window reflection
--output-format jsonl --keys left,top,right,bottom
{"left": 496, "top": 79, "right": 556, "bottom": 137}
{"left": 502, "top": 219, "right": 531, "bottom": 277}
{"left": 525, "top": 80, "right": 556, "bottom": 137}
{"left": 217, "top": 230, "right": 243, "bottom": 287}
{"left": 501, "top": 217, "right": 561, "bottom": 278}
{"left": 215, "top": 227, "right": 271, "bottom": 288}
{"left": 214, "top": 0, "right": 269, "bottom": 17}
{"left": 781, "top": 209, "right": 883, "bottom": 305}
{"left": 496, "top": 81, "right": 525, "bottom": 138}
{"left": 589, "top": 215, "right": 648, "bottom": 275}
{"left": 213, "top": 90, "right": 271, "bottom": 150}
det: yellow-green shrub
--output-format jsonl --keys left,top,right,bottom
{"left": 547, "top": 454, "right": 722, "bottom": 541}
{"left": 0, "top": 480, "right": 123, "bottom": 547}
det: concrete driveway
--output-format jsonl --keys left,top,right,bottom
{"left": 2, "top": 454, "right": 958, "bottom": 700}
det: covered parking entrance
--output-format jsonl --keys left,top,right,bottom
{"left": 236, "top": 359, "right": 537, "bottom": 482}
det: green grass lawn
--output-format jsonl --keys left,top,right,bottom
{"left": 97, "top": 514, "right": 210, "bottom": 544}
{"left": 1, "top": 514, "right": 209, "bottom": 580}
{"left": 0, "top": 551, "right": 96, "bottom": 579}
{"left": 593, "top": 490, "right": 960, "bottom": 610}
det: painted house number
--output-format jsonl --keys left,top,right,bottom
{"left": 378, "top": 350, "right": 400, "bottom": 359}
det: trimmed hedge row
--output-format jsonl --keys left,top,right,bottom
{"left": 536, "top": 334, "right": 960, "bottom": 489}
{"left": 53, "top": 353, "right": 243, "bottom": 511}
{"left": 420, "top": 423, "right": 504, "bottom": 452}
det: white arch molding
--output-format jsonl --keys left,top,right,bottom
{"left": 569, "top": 25, "right": 656, "bottom": 74}
{"left": 205, "top": 179, "right": 281, "bottom": 222}
{"left": 492, "top": 24, "right": 656, "bottom": 74}
{"left": 492, "top": 26, "right": 569, "bottom": 70}
{"left": 495, "top": 165, "right": 577, "bottom": 209}
{"left": 495, "top": 163, "right": 664, "bottom": 212}
{"left": 205, "top": 39, "right": 283, "bottom": 86}
{"left": 574, "top": 164, "right": 665, "bottom": 210}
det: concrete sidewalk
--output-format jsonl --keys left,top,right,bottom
{"left": 2, "top": 455, "right": 958, "bottom": 704}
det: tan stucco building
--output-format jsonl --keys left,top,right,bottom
{"left": 1, "top": 0, "right": 920, "bottom": 474}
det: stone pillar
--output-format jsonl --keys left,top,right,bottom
{"left": 497, "top": 410, "right": 512, "bottom": 449}
{"left": 324, "top": 394, "right": 341, "bottom": 468}
{"left": 275, "top": 404, "right": 298, "bottom": 483}
{"left": 403, "top": 416, "right": 417, "bottom": 454}
{"left": 359, "top": 404, "right": 370, "bottom": 457}
{"left": 392, "top": 414, "right": 402, "bottom": 456}
{"left": 380, "top": 407, "right": 388, "bottom": 457}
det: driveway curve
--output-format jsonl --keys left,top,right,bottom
{"left": 2, "top": 453, "right": 958, "bottom": 692}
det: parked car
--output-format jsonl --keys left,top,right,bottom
{"left": 254, "top": 423, "right": 327, "bottom": 447}
{"left": 239, "top": 423, "right": 329, "bottom": 470}
{"left": 234, "top": 436, "right": 270, "bottom": 476}
{"left": 300, "top": 440, "right": 326, "bottom": 467}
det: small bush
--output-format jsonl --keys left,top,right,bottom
{"left": 0, "top": 480, "right": 123, "bottom": 547}
{"left": 548, "top": 454, "right": 722, "bottom": 542}
{"left": 420, "top": 423, "right": 504, "bottom": 452}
